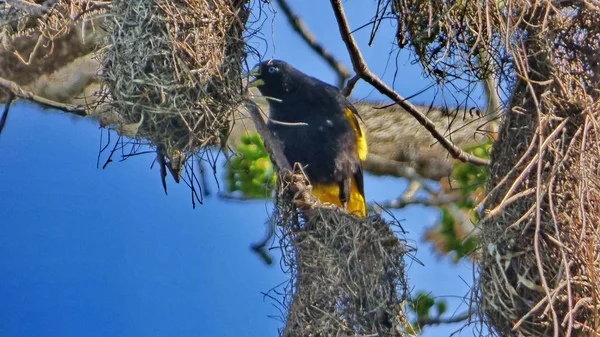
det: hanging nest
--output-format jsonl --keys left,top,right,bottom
{"left": 391, "top": 0, "right": 505, "bottom": 85}
{"left": 100, "top": 0, "right": 249, "bottom": 167}
{"left": 272, "top": 172, "right": 411, "bottom": 337}
{"left": 476, "top": 1, "right": 600, "bottom": 336}
{"left": 389, "top": 0, "right": 600, "bottom": 333}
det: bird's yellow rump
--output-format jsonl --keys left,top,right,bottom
{"left": 309, "top": 106, "right": 368, "bottom": 216}
{"left": 312, "top": 177, "right": 366, "bottom": 217}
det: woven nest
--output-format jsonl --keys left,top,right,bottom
{"left": 476, "top": 1, "right": 600, "bottom": 336}
{"left": 391, "top": 0, "right": 504, "bottom": 84}
{"left": 100, "top": 0, "right": 248, "bottom": 164}
{"left": 272, "top": 173, "right": 411, "bottom": 337}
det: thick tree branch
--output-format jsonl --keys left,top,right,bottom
{"left": 275, "top": 0, "right": 351, "bottom": 88}
{"left": 364, "top": 153, "right": 419, "bottom": 178}
{"left": 329, "top": 0, "right": 489, "bottom": 167}
{"left": 0, "top": 76, "right": 87, "bottom": 116}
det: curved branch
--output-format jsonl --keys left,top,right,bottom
{"left": 329, "top": 0, "right": 489, "bottom": 167}
{"left": 416, "top": 310, "right": 472, "bottom": 326}
{"left": 0, "top": 76, "right": 87, "bottom": 116}
{"left": 376, "top": 194, "right": 462, "bottom": 210}
{"left": 341, "top": 74, "right": 360, "bottom": 97}
{"left": 275, "top": 0, "right": 352, "bottom": 88}
{"left": 0, "top": 93, "right": 15, "bottom": 135}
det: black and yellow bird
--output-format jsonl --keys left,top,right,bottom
{"left": 248, "top": 59, "right": 368, "bottom": 216}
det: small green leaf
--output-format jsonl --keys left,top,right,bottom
{"left": 225, "top": 132, "right": 277, "bottom": 199}
{"left": 436, "top": 301, "right": 447, "bottom": 316}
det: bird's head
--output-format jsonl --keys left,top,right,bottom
{"left": 247, "top": 59, "right": 299, "bottom": 101}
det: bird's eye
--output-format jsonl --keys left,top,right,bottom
{"left": 268, "top": 66, "right": 277, "bottom": 74}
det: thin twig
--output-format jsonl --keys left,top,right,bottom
{"left": 275, "top": 0, "right": 352, "bottom": 88}
{"left": 329, "top": 0, "right": 489, "bottom": 167}
{"left": 374, "top": 193, "right": 462, "bottom": 210}
{"left": 416, "top": 310, "right": 472, "bottom": 326}
{"left": 0, "top": 93, "right": 15, "bottom": 136}
{"left": 341, "top": 74, "right": 360, "bottom": 97}
{"left": 0, "top": 76, "right": 87, "bottom": 116}
{"left": 156, "top": 146, "right": 169, "bottom": 195}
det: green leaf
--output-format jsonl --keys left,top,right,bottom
{"left": 409, "top": 292, "right": 435, "bottom": 318}
{"left": 436, "top": 301, "right": 447, "bottom": 316}
{"left": 225, "top": 132, "right": 277, "bottom": 199}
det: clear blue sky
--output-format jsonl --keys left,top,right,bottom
{"left": 0, "top": 2, "right": 481, "bottom": 337}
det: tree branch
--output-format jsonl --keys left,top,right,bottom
{"left": 0, "top": 76, "right": 87, "bottom": 116}
{"left": 370, "top": 166, "right": 460, "bottom": 211}
{"left": 328, "top": 0, "right": 489, "bottom": 167}
{"left": 0, "top": 93, "right": 15, "bottom": 135}
{"left": 375, "top": 194, "right": 462, "bottom": 210}
{"left": 363, "top": 153, "right": 419, "bottom": 178}
{"left": 341, "top": 74, "right": 360, "bottom": 97}
{"left": 275, "top": 0, "right": 352, "bottom": 89}
{"left": 416, "top": 310, "right": 472, "bottom": 326}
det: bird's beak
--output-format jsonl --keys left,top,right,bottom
{"left": 246, "top": 65, "right": 264, "bottom": 87}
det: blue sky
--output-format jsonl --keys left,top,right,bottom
{"left": 0, "top": 2, "right": 481, "bottom": 337}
